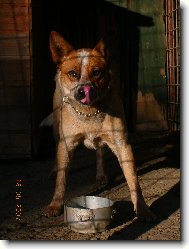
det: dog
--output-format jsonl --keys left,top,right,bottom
{"left": 43, "top": 31, "right": 156, "bottom": 221}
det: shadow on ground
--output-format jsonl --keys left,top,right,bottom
{"left": 108, "top": 181, "right": 180, "bottom": 240}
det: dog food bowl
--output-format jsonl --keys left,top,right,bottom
{"left": 64, "top": 195, "right": 114, "bottom": 233}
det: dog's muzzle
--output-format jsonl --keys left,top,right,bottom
{"left": 74, "top": 83, "right": 97, "bottom": 105}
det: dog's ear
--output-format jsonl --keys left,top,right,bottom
{"left": 94, "top": 40, "right": 106, "bottom": 56}
{"left": 49, "top": 31, "right": 74, "bottom": 64}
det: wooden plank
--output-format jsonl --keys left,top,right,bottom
{"left": 0, "top": 3, "right": 28, "bottom": 17}
{"left": 0, "top": 16, "right": 29, "bottom": 35}
{"left": 0, "top": 35, "right": 29, "bottom": 56}
{"left": 0, "top": 0, "right": 31, "bottom": 159}
{"left": 0, "top": 86, "right": 30, "bottom": 106}
{"left": 0, "top": 107, "right": 30, "bottom": 130}
{"left": 0, "top": 133, "right": 31, "bottom": 159}
{"left": 0, "top": 1, "right": 29, "bottom": 35}
{"left": 0, "top": 58, "right": 31, "bottom": 86}
{"left": 0, "top": 0, "right": 28, "bottom": 4}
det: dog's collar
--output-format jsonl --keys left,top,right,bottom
{"left": 62, "top": 96, "right": 101, "bottom": 117}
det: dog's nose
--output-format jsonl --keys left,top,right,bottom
{"left": 77, "top": 86, "right": 86, "bottom": 100}
{"left": 75, "top": 83, "right": 97, "bottom": 105}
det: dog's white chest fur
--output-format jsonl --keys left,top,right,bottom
{"left": 84, "top": 138, "right": 96, "bottom": 149}
{"left": 83, "top": 134, "right": 97, "bottom": 149}
{"left": 83, "top": 133, "right": 104, "bottom": 150}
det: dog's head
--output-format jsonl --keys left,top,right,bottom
{"left": 50, "top": 31, "right": 111, "bottom": 106}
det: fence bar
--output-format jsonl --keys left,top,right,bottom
{"left": 165, "top": 0, "right": 180, "bottom": 131}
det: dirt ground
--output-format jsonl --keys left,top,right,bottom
{"left": 0, "top": 131, "right": 180, "bottom": 240}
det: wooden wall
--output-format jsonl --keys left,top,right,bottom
{"left": 106, "top": 0, "right": 168, "bottom": 131}
{"left": 0, "top": 0, "right": 32, "bottom": 158}
{"left": 130, "top": 0, "right": 168, "bottom": 130}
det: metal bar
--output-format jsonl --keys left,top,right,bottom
{"left": 168, "top": 84, "right": 180, "bottom": 86}
{"left": 165, "top": 0, "right": 180, "bottom": 131}
{"left": 166, "top": 46, "right": 180, "bottom": 51}
{"left": 166, "top": 26, "right": 180, "bottom": 32}
{"left": 176, "top": 0, "right": 180, "bottom": 130}
{"left": 169, "top": 0, "right": 175, "bottom": 127}
{"left": 166, "top": 8, "right": 180, "bottom": 16}
{"left": 165, "top": 0, "right": 169, "bottom": 125}
{"left": 168, "top": 102, "right": 180, "bottom": 105}
{"left": 167, "top": 65, "right": 180, "bottom": 68}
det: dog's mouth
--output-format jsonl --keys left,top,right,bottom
{"left": 74, "top": 83, "right": 97, "bottom": 105}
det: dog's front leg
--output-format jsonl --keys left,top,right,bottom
{"left": 44, "top": 139, "right": 72, "bottom": 217}
{"left": 106, "top": 137, "right": 156, "bottom": 221}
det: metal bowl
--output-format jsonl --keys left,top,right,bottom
{"left": 64, "top": 195, "right": 114, "bottom": 233}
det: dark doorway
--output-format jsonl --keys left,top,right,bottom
{"left": 31, "top": 0, "right": 154, "bottom": 156}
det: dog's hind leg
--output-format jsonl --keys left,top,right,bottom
{"left": 96, "top": 147, "right": 108, "bottom": 185}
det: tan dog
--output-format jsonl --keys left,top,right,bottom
{"left": 44, "top": 31, "right": 156, "bottom": 221}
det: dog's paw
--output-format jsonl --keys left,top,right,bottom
{"left": 135, "top": 204, "right": 157, "bottom": 222}
{"left": 131, "top": 192, "right": 157, "bottom": 222}
{"left": 96, "top": 175, "right": 109, "bottom": 185}
{"left": 43, "top": 204, "right": 62, "bottom": 217}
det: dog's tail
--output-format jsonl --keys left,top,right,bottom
{"left": 40, "top": 113, "right": 53, "bottom": 127}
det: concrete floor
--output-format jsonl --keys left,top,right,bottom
{"left": 0, "top": 131, "right": 180, "bottom": 240}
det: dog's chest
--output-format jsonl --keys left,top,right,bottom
{"left": 68, "top": 111, "right": 105, "bottom": 149}
{"left": 79, "top": 119, "right": 104, "bottom": 149}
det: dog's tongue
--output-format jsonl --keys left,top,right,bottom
{"left": 80, "top": 85, "right": 91, "bottom": 104}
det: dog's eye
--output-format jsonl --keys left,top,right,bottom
{"left": 92, "top": 69, "right": 102, "bottom": 77}
{"left": 68, "top": 70, "right": 79, "bottom": 79}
